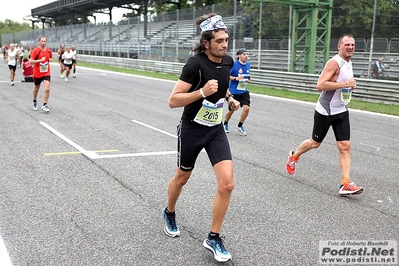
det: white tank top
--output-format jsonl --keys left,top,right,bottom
{"left": 7, "top": 49, "right": 18, "bottom": 66}
{"left": 315, "top": 54, "right": 353, "bottom": 116}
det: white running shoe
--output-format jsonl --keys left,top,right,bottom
{"left": 41, "top": 105, "right": 50, "bottom": 113}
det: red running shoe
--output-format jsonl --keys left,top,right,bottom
{"left": 339, "top": 181, "right": 363, "bottom": 196}
{"left": 286, "top": 150, "right": 297, "bottom": 175}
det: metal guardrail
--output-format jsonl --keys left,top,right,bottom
{"left": 79, "top": 55, "right": 399, "bottom": 105}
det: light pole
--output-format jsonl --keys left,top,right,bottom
{"left": 367, "top": 0, "right": 377, "bottom": 79}
{"left": 257, "top": 2, "right": 262, "bottom": 69}
{"left": 41, "top": 17, "right": 46, "bottom": 36}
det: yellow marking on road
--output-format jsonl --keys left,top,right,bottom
{"left": 44, "top": 150, "right": 118, "bottom": 156}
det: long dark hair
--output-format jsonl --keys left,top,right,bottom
{"left": 192, "top": 13, "right": 229, "bottom": 54}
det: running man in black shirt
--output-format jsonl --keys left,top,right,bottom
{"left": 162, "top": 13, "right": 239, "bottom": 262}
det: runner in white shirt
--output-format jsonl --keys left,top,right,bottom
{"left": 17, "top": 43, "right": 25, "bottom": 68}
{"left": 7, "top": 43, "right": 19, "bottom": 86}
{"left": 62, "top": 47, "right": 74, "bottom": 82}
{"left": 71, "top": 45, "right": 77, "bottom": 78}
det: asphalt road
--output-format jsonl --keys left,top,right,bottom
{"left": 0, "top": 63, "right": 398, "bottom": 266}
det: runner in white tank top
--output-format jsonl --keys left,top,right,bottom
{"left": 285, "top": 34, "right": 363, "bottom": 196}
{"left": 316, "top": 54, "right": 353, "bottom": 116}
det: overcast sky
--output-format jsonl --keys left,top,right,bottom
{"left": 0, "top": 0, "right": 127, "bottom": 24}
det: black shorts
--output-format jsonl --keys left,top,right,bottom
{"left": 8, "top": 65, "right": 17, "bottom": 71}
{"left": 72, "top": 59, "right": 76, "bottom": 64}
{"left": 229, "top": 91, "right": 251, "bottom": 110}
{"left": 23, "top": 76, "right": 34, "bottom": 82}
{"left": 312, "top": 110, "right": 350, "bottom": 142}
{"left": 177, "top": 119, "right": 232, "bottom": 171}
{"left": 33, "top": 76, "right": 51, "bottom": 86}
{"left": 64, "top": 63, "right": 73, "bottom": 69}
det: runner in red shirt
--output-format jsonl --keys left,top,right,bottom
{"left": 29, "top": 36, "right": 53, "bottom": 113}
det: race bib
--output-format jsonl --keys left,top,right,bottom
{"left": 8, "top": 56, "right": 16, "bottom": 66}
{"left": 341, "top": 88, "right": 352, "bottom": 105}
{"left": 237, "top": 74, "right": 249, "bottom": 90}
{"left": 39, "top": 62, "right": 49, "bottom": 73}
{"left": 64, "top": 59, "right": 72, "bottom": 65}
{"left": 193, "top": 98, "right": 224, "bottom": 127}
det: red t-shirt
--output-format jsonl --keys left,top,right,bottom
{"left": 22, "top": 61, "right": 33, "bottom": 76}
{"left": 31, "top": 47, "right": 52, "bottom": 78}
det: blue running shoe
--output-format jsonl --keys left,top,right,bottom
{"left": 162, "top": 208, "right": 180, "bottom": 237}
{"left": 235, "top": 126, "right": 247, "bottom": 136}
{"left": 223, "top": 123, "right": 229, "bottom": 133}
{"left": 203, "top": 236, "right": 232, "bottom": 262}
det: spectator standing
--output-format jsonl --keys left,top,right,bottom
{"left": 21, "top": 58, "right": 33, "bottom": 82}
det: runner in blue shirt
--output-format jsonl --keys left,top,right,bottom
{"left": 223, "top": 48, "right": 252, "bottom": 136}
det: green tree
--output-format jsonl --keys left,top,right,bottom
{"left": 0, "top": 19, "right": 33, "bottom": 44}
{"left": 329, "top": 0, "right": 398, "bottom": 38}
{"left": 241, "top": 1, "right": 290, "bottom": 39}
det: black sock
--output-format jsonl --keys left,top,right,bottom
{"left": 43, "top": 103, "right": 47, "bottom": 106}
{"left": 224, "top": 121, "right": 228, "bottom": 125}
{"left": 238, "top": 122, "right": 243, "bottom": 127}
{"left": 208, "top": 231, "right": 219, "bottom": 239}
{"left": 165, "top": 207, "right": 175, "bottom": 216}
{"left": 33, "top": 100, "right": 37, "bottom": 103}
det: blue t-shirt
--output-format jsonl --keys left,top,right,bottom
{"left": 229, "top": 60, "right": 251, "bottom": 95}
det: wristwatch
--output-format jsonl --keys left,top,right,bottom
{"left": 225, "top": 94, "right": 233, "bottom": 101}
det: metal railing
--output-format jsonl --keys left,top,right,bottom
{"left": 79, "top": 54, "right": 399, "bottom": 105}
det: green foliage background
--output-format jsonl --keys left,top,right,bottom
{"left": 1, "top": 0, "right": 398, "bottom": 43}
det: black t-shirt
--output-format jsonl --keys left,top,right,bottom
{"left": 179, "top": 52, "right": 234, "bottom": 121}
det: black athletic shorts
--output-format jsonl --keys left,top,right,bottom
{"left": 8, "top": 65, "right": 17, "bottom": 71}
{"left": 177, "top": 119, "right": 232, "bottom": 171}
{"left": 23, "top": 76, "right": 34, "bottom": 82}
{"left": 33, "top": 76, "right": 51, "bottom": 86}
{"left": 229, "top": 90, "right": 250, "bottom": 110}
{"left": 312, "top": 110, "right": 350, "bottom": 142}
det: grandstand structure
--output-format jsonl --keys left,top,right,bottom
{"left": 26, "top": 0, "right": 335, "bottom": 74}
{"left": 4, "top": 2, "right": 247, "bottom": 63}
{"left": 2, "top": 1, "right": 399, "bottom": 78}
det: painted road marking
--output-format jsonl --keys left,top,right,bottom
{"left": 40, "top": 122, "right": 99, "bottom": 159}
{"left": 40, "top": 120, "right": 184, "bottom": 160}
{"left": 0, "top": 235, "right": 12, "bottom": 266}
{"left": 132, "top": 119, "right": 177, "bottom": 138}
{"left": 44, "top": 150, "right": 118, "bottom": 156}
{"left": 97, "top": 150, "right": 177, "bottom": 159}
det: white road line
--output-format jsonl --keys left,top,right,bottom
{"left": 0, "top": 235, "right": 13, "bottom": 266}
{"left": 132, "top": 120, "right": 177, "bottom": 138}
{"left": 40, "top": 122, "right": 99, "bottom": 159}
{"left": 359, "top": 143, "right": 381, "bottom": 151}
{"left": 96, "top": 150, "right": 177, "bottom": 159}
{"left": 40, "top": 121, "right": 179, "bottom": 160}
